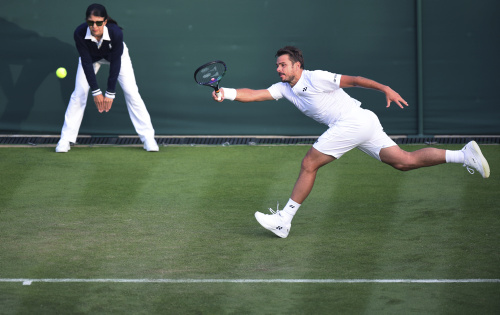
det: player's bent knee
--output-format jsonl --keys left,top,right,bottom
{"left": 300, "top": 158, "right": 315, "bottom": 173}
{"left": 381, "top": 148, "right": 416, "bottom": 171}
{"left": 301, "top": 156, "right": 322, "bottom": 173}
{"left": 388, "top": 161, "right": 415, "bottom": 171}
{"left": 392, "top": 164, "right": 411, "bottom": 171}
{"left": 301, "top": 156, "right": 331, "bottom": 173}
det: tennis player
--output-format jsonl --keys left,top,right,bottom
{"left": 213, "top": 46, "right": 490, "bottom": 238}
{"left": 56, "top": 3, "right": 158, "bottom": 152}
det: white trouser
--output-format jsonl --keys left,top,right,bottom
{"left": 60, "top": 43, "right": 155, "bottom": 143}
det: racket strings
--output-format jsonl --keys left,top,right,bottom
{"left": 194, "top": 61, "right": 226, "bottom": 86}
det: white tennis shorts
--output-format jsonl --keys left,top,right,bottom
{"left": 313, "top": 108, "right": 397, "bottom": 161}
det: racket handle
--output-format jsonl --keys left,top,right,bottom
{"left": 215, "top": 90, "right": 222, "bottom": 101}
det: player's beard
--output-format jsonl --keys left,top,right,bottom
{"left": 280, "top": 73, "right": 295, "bottom": 84}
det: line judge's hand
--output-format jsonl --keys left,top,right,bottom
{"left": 94, "top": 94, "right": 114, "bottom": 113}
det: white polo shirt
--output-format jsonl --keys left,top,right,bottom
{"left": 267, "top": 70, "right": 362, "bottom": 126}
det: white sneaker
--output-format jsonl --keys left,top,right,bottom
{"left": 462, "top": 141, "right": 490, "bottom": 178}
{"left": 255, "top": 204, "right": 291, "bottom": 238}
{"left": 55, "top": 140, "right": 71, "bottom": 153}
{"left": 144, "top": 138, "right": 159, "bottom": 152}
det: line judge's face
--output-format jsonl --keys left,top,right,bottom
{"left": 276, "top": 54, "right": 302, "bottom": 86}
{"left": 87, "top": 15, "right": 107, "bottom": 38}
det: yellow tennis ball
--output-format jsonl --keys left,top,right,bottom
{"left": 56, "top": 67, "right": 67, "bottom": 79}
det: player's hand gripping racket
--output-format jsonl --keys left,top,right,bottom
{"left": 194, "top": 60, "right": 227, "bottom": 101}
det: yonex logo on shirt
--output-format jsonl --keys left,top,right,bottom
{"left": 303, "top": 87, "right": 307, "bottom": 92}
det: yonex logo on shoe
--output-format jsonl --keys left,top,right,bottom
{"left": 276, "top": 226, "right": 283, "bottom": 230}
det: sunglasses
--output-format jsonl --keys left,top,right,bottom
{"left": 86, "top": 20, "right": 105, "bottom": 27}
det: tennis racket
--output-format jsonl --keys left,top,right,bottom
{"left": 194, "top": 60, "right": 227, "bottom": 101}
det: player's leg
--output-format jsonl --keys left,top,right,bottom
{"left": 290, "top": 147, "right": 336, "bottom": 204}
{"left": 354, "top": 108, "right": 490, "bottom": 177}
{"left": 379, "top": 145, "right": 446, "bottom": 170}
{"left": 255, "top": 113, "right": 366, "bottom": 238}
{"left": 56, "top": 58, "right": 92, "bottom": 152}
{"left": 118, "top": 43, "right": 158, "bottom": 151}
{"left": 380, "top": 141, "right": 490, "bottom": 178}
{"left": 254, "top": 147, "right": 335, "bottom": 238}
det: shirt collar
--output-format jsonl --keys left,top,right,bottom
{"left": 291, "top": 70, "right": 305, "bottom": 90}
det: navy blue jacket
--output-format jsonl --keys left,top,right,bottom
{"left": 74, "top": 22, "right": 123, "bottom": 94}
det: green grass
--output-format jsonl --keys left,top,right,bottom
{"left": 0, "top": 145, "right": 499, "bottom": 314}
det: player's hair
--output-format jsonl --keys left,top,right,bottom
{"left": 86, "top": 3, "right": 121, "bottom": 29}
{"left": 276, "top": 46, "right": 305, "bottom": 69}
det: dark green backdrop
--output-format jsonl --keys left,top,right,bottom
{"left": 0, "top": 0, "right": 499, "bottom": 136}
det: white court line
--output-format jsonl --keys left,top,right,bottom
{"left": 1, "top": 278, "right": 499, "bottom": 285}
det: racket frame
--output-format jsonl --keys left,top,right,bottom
{"left": 194, "top": 60, "right": 227, "bottom": 100}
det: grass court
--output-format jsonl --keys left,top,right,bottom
{"left": 0, "top": 144, "right": 498, "bottom": 314}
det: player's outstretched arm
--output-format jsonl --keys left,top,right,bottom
{"left": 340, "top": 75, "right": 408, "bottom": 109}
{"left": 212, "top": 88, "right": 274, "bottom": 103}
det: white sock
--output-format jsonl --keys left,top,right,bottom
{"left": 445, "top": 150, "right": 465, "bottom": 164}
{"left": 281, "top": 198, "right": 301, "bottom": 222}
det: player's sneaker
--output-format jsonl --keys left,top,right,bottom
{"left": 144, "top": 138, "right": 159, "bottom": 152}
{"left": 55, "top": 140, "right": 71, "bottom": 153}
{"left": 255, "top": 205, "right": 291, "bottom": 238}
{"left": 462, "top": 141, "right": 490, "bottom": 178}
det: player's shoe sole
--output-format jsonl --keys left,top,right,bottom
{"left": 462, "top": 141, "right": 490, "bottom": 178}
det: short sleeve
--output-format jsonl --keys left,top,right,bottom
{"left": 311, "top": 70, "right": 342, "bottom": 91}
{"left": 267, "top": 82, "right": 285, "bottom": 100}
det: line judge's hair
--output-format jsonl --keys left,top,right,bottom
{"left": 275, "top": 46, "right": 305, "bottom": 69}
{"left": 86, "top": 3, "right": 122, "bottom": 29}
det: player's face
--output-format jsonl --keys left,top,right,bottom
{"left": 276, "top": 55, "right": 301, "bottom": 86}
{"left": 87, "top": 15, "right": 107, "bottom": 39}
